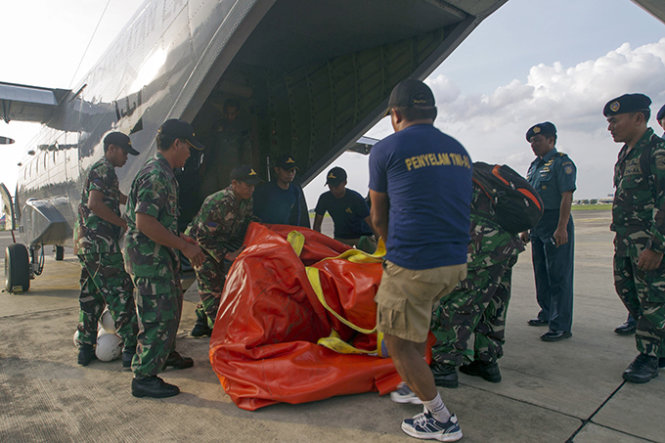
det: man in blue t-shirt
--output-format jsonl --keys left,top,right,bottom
{"left": 252, "top": 154, "right": 310, "bottom": 228}
{"left": 369, "top": 79, "right": 471, "bottom": 442}
{"left": 313, "top": 166, "right": 376, "bottom": 251}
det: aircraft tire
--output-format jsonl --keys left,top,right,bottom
{"left": 55, "top": 246, "right": 64, "bottom": 261}
{"left": 5, "top": 243, "right": 30, "bottom": 293}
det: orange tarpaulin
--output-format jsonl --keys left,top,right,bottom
{"left": 208, "top": 222, "right": 402, "bottom": 410}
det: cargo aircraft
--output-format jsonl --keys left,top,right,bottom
{"left": 1, "top": 0, "right": 663, "bottom": 293}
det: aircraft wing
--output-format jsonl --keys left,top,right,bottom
{"left": 346, "top": 136, "right": 379, "bottom": 155}
{"left": 0, "top": 81, "right": 71, "bottom": 124}
{"left": 633, "top": 0, "right": 665, "bottom": 23}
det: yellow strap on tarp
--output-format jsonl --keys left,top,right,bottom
{"left": 287, "top": 230, "right": 305, "bottom": 257}
{"left": 317, "top": 329, "right": 376, "bottom": 355}
{"left": 306, "top": 266, "right": 376, "bottom": 335}
{"left": 289, "top": 231, "right": 389, "bottom": 355}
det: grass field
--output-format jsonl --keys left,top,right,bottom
{"left": 572, "top": 203, "right": 612, "bottom": 211}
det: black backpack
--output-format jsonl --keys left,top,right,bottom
{"left": 472, "top": 162, "right": 544, "bottom": 234}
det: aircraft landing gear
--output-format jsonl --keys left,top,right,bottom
{"left": 54, "top": 246, "right": 64, "bottom": 261}
{"left": 5, "top": 243, "right": 30, "bottom": 293}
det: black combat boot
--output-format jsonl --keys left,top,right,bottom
{"left": 459, "top": 360, "right": 502, "bottom": 383}
{"left": 431, "top": 361, "right": 458, "bottom": 388}
{"left": 131, "top": 376, "right": 180, "bottom": 398}
{"left": 614, "top": 317, "right": 636, "bottom": 335}
{"left": 622, "top": 353, "right": 658, "bottom": 383}
{"left": 78, "top": 343, "right": 96, "bottom": 366}
{"left": 121, "top": 345, "right": 136, "bottom": 371}
{"left": 191, "top": 310, "right": 212, "bottom": 337}
{"left": 164, "top": 351, "right": 194, "bottom": 370}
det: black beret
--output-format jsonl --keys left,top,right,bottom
{"left": 657, "top": 104, "right": 665, "bottom": 121}
{"left": 603, "top": 93, "right": 651, "bottom": 117}
{"left": 526, "top": 122, "right": 557, "bottom": 141}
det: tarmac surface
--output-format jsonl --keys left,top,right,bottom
{"left": 1, "top": 210, "right": 663, "bottom": 442}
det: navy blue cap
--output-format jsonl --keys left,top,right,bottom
{"left": 526, "top": 122, "right": 557, "bottom": 141}
{"left": 386, "top": 79, "right": 435, "bottom": 115}
{"left": 158, "top": 119, "right": 204, "bottom": 150}
{"left": 230, "top": 165, "right": 261, "bottom": 185}
{"left": 274, "top": 154, "right": 298, "bottom": 170}
{"left": 657, "top": 104, "right": 665, "bottom": 121}
{"left": 325, "top": 166, "right": 347, "bottom": 186}
{"left": 104, "top": 132, "right": 139, "bottom": 155}
{"left": 603, "top": 93, "right": 651, "bottom": 117}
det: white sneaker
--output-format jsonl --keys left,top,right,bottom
{"left": 390, "top": 383, "right": 422, "bottom": 405}
{"left": 401, "top": 411, "right": 463, "bottom": 442}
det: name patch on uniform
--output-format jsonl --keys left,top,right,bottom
{"left": 404, "top": 152, "right": 470, "bottom": 171}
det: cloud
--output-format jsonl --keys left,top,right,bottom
{"left": 426, "top": 38, "right": 665, "bottom": 198}
{"left": 307, "top": 38, "right": 665, "bottom": 205}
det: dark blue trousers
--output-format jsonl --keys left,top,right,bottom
{"left": 531, "top": 216, "right": 574, "bottom": 332}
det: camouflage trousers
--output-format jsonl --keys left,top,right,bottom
{"left": 77, "top": 252, "right": 137, "bottom": 349}
{"left": 431, "top": 257, "right": 517, "bottom": 366}
{"left": 130, "top": 275, "right": 183, "bottom": 377}
{"left": 193, "top": 253, "right": 232, "bottom": 328}
{"left": 614, "top": 254, "right": 665, "bottom": 357}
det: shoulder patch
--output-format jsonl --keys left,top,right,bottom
{"left": 654, "top": 150, "right": 665, "bottom": 171}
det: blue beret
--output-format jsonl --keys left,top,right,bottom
{"left": 526, "top": 122, "right": 557, "bottom": 141}
{"left": 657, "top": 104, "right": 665, "bottom": 121}
{"left": 603, "top": 93, "right": 651, "bottom": 117}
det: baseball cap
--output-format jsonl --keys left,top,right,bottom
{"left": 103, "top": 132, "right": 139, "bottom": 155}
{"left": 274, "top": 154, "right": 298, "bottom": 170}
{"left": 656, "top": 103, "right": 665, "bottom": 121}
{"left": 603, "top": 93, "right": 651, "bottom": 117}
{"left": 230, "top": 165, "right": 262, "bottom": 185}
{"left": 325, "top": 166, "right": 347, "bottom": 186}
{"left": 385, "top": 79, "right": 435, "bottom": 115}
{"left": 526, "top": 122, "right": 557, "bottom": 141}
{"left": 157, "top": 119, "right": 204, "bottom": 150}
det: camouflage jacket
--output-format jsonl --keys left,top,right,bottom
{"left": 123, "top": 152, "right": 180, "bottom": 278}
{"left": 74, "top": 158, "right": 122, "bottom": 254}
{"left": 467, "top": 185, "right": 524, "bottom": 269}
{"left": 611, "top": 127, "right": 665, "bottom": 256}
{"left": 185, "top": 185, "right": 253, "bottom": 263}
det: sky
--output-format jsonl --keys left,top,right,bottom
{"left": 1, "top": 0, "right": 664, "bottom": 214}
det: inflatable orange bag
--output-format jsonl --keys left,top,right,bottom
{"left": 209, "top": 222, "right": 403, "bottom": 410}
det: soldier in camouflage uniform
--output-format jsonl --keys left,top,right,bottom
{"left": 430, "top": 180, "right": 524, "bottom": 388}
{"left": 604, "top": 93, "right": 665, "bottom": 383}
{"left": 185, "top": 165, "right": 260, "bottom": 337}
{"left": 74, "top": 132, "right": 140, "bottom": 367}
{"left": 123, "top": 119, "right": 205, "bottom": 398}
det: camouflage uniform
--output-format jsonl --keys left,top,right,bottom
{"left": 74, "top": 158, "right": 137, "bottom": 350}
{"left": 612, "top": 127, "right": 665, "bottom": 358}
{"left": 431, "top": 185, "right": 524, "bottom": 366}
{"left": 185, "top": 185, "right": 253, "bottom": 327}
{"left": 123, "top": 152, "right": 183, "bottom": 377}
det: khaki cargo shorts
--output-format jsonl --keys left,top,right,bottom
{"left": 375, "top": 260, "right": 467, "bottom": 343}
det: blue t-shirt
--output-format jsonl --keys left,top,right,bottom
{"left": 253, "top": 180, "right": 308, "bottom": 226}
{"left": 315, "top": 189, "right": 372, "bottom": 238}
{"left": 369, "top": 124, "right": 472, "bottom": 269}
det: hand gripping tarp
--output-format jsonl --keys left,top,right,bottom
{"left": 209, "top": 222, "right": 404, "bottom": 410}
